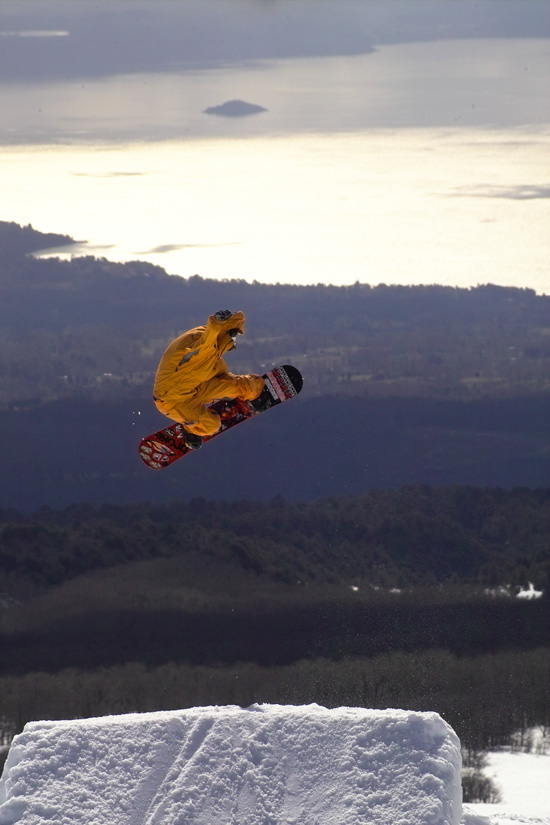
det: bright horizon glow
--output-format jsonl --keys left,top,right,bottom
{"left": 1, "top": 40, "right": 548, "bottom": 293}
{"left": 2, "top": 127, "right": 548, "bottom": 293}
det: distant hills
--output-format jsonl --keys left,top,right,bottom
{"left": 2, "top": 221, "right": 549, "bottom": 406}
{"left": 1, "top": 1, "right": 546, "bottom": 83}
{"left": 0, "top": 220, "right": 548, "bottom": 511}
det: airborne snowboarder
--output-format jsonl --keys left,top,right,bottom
{"left": 152, "top": 310, "right": 266, "bottom": 450}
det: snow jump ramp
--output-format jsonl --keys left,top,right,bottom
{"left": 0, "top": 703, "right": 462, "bottom": 825}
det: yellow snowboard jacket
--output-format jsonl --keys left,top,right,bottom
{"left": 153, "top": 311, "right": 264, "bottom": 436}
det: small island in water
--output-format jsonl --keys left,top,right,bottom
{"left": 203, "top": 99, "right": 267, "bottom": 118}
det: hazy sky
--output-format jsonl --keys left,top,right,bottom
{"left": 1, "top": 0, "right": 549, "bottom": 81}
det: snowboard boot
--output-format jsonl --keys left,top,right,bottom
{"left": 250, "top": 387, "right": 272, "bottom": 413}
{"left": 184, "top": 430, "right": 204, "bottom": 450}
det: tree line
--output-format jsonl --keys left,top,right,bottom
{"left": 1, "top": 648, "right": 548, "bottom": 775}
{"left": 1, "top": 487, "right": 548, "bottom": 681}
{"left": 1, "top": 486, "right": 548, "bottom": 595}
{"left": 2, "top": 582, "right": 547, "bottom": 676}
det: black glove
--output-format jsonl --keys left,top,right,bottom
{"left": 214, "top": 309, "right": 232, "bottom": 321}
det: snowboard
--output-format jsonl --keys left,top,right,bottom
{"left": 138, "top": 364, "right": 303, "bottom": 470}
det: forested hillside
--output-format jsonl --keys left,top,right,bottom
{"left": 1, "top": 221, "right": 549, "bottom": 406}
{"left": 1, "top": 486, "right": 548, "bottom": 676}
{"left": 1, "top": 487, "right": 548, "bottom": 754}
{"left": 1, "top": 221, "right": 548, "bottom": 510}
{"left": 1, "top": 486, "right": 548, "bottom": 594}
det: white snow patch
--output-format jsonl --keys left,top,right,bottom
{"left": 469, "top": 751, "right": 550, "bottom": 820}
{"left": 462, "top": 747, "right": 550, "bottom": 825}
{"left": 516, "top": 583, "right": 543, "bottom": 600}
{"left": 483, "top": 586, "right": 512, "bottom": 598}
{"left": 0, "top": 704, "right": 462, "bottom": 825}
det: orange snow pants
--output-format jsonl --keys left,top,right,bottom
{"left": 154, "top": 372, "right": 264, "bottom": 437}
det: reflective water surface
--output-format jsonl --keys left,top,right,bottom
{"left": 1, "top": 40, "right": 548, "bottom": 291}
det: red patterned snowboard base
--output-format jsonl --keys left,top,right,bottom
{"left": 138, "top": 364, "right": 303, "bottom": 470}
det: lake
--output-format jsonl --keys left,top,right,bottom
{"left": 1, "top": 39, "right": 549, "bottom": 291}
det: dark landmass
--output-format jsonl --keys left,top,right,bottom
{"left": 1, "top": 220, "right": 549, "bottom": 407}
{"left": 1, "top": 487, "right": 548, "bottom": 672}
{"left": 0, "top": 391, "right": 548, "bottom": 512}
{"left": 203, "top": 100, "right": 267, "bottom": 117}
{"left": 0, "top": 221, "right": 75, "bottom": 259}
{"left": 2, "top": 486, "right": 548, "bottom": 594}
{"left": 0, "top": 220, "right": 548, "bottom": 511}
{"left": 1, "top": 488, "right": 548, "bottom": 753}
{"left": 1, "top": 1, "right": 546, "bottom": 83}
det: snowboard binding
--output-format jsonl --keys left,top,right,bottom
{"left": 183, "top": 430, "right": 204, "bottom": 450}
{"left": 250, "top": 386, "right": 273, "bottom": 413}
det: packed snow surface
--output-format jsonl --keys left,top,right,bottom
{"left": 0, "top": 703, "right": 462, "bottom": 825}
{"left": 464, "top": 749, "right": 550, "bottom": 825}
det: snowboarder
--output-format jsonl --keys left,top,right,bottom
{"left": 153, "top": 310, "right": 266, "bottom": 449}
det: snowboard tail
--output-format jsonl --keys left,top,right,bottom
{"left": 139, "top": 364, "right": 302, "bottom": 470}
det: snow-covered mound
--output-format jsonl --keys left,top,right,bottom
{"left": 0, "top": 704, "right": 461, "bottom": 825}
{"left": 516, "top": 582, "right": 543, "bottom": 600}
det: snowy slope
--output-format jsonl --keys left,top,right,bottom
{"left": 0, "top": 704, "right": 462, "bottom": 825}
{"left": 463, "top": 749, "right": 550, "bottom": 825}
